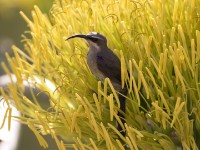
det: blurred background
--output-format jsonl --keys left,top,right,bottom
{"left": 0, "top": 0, "right": 52, "bottom": 74}
{"left": 0, "top": 0, "right": 58, "bottom": 149}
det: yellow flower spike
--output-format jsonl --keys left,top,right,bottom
{"left": 132, "top": 59, "right": 140, "bottom": 72}
{"left": 35, "top": 111, "right": 50, "bottom": 134}
{"left": 1, "top": 62, "right": 12, "bottom": 82}
{"left": 178, "top": 47, "right": 185, "bottom": 69}
{"left": 174, "top": 66, "right": 186, "bottom": 93}
{"left": 196, "top": 30, "right": 200, "bottom": 62}
{"left": 127, "top": 132, "right": 138, "bottom": 150}
{"left": 93, "top": 93, "right": 102, "bottom": 120}
{"left": 135, "top": 42, "right": 143, "bottom": 60}
{"left": 113, "top": 110, "right": 125, "bottom": 131}
{"left": 126, "top": 125, "right": 139, "bottom": 150}
{"left": 0, "top": 88, "right": 11, "bottom": 108}
{"left": 174, "top": 97, "right": 181, "bottom": 114}
{"left": 19, "top": 11, "right": 34, "bottom": 31}
{"left": 191, "top": 39, "right": 196, "bottom": 71}
{"left": 71, "top": 112, "right": 78, "bottom": 133}
{"left": 6, "top": 108, "right": 12, "bottom": 131}
{"left": 158, "top": 53, "right": 164, "bottom": 73}
{"left": 120, "top": 50, "right": 127, "bottom": 89}
{"left": 0, "top": 107, "right": 11, "bottom": 131}
{"left": 126, "top": 136, "right": 135, "bottom": 150}
{"left": 161, "top": 111, "right": 169, "bottom": 129}
{"left": 72, "top": 144, "right": 79, "bottom": 150}
{"left": 152, "top": 101, "right": 161, "bottom": 122}
{"left": 60, "top": 140, "right": 66, "bottom": 150}
{"left": 83, "top": 97, "right": 96, "bottom": 114}
{"left": 171, "top": 97, "right": 185, "bottom": 127}
{"left": 82, "top": 105, "right": 92, "bottom": 123}
{"left": 75, "top": 121, "right": 82, "bottom": 138}
{"left": 139, "top": 71, "right": 149, "bottom": 99}
{"left": 32, "top": 11, "right": 40, "bottom": 38}
{"left": 62, "top": 108, "right": 72, "bottom": 123}
{"left": 178, "top": 25, "right": 187, "bottom": 50}
{"left": 138, "top": 60, "right": 143, "bottom": 73}
{"left": 116, "top": 139, "right": 125, "bottom": 150}
{"left": 145, "top": 67, "right": 159, "bottom": 93}
{"left": 98, "top": 89, "right": 110, "bottom": 103}
{"left": 13, "top": 48, "right": 25, "bottom": 76}
{"left": 59, "top": 113, "right": 70, "bottom": 131}
{"left": 108, "top": 123, "right": 126, "bottom": 143}
{"left": 7, "top": 83, "right": 22, "bottom": 109}
{"left": 75, "top": 93, "right": 85, "bottom": 105}
{"left": 106, "top": 78, "right": 120, "bottom": 108}
{"left": 76, "top": 137, "right": 86, "bottom": 150}
{"left": 150, "top": 17, "right": 161, "bottom": 42}
{"left": 28, "top": 121, "right": 48, "bottom": 148}
{"left": 34, "top": 5, "right": 46, "bottom": 28}
{"left": 158, "top": 89, "right": 170, "bottom": 114}
{"left": 90, "top": 113, "right": 101, "bottom": 141}
{"left": 150, "top": 58, "right": 166, "bottom": 87}
{"left": 162, "top": 48, "right": 168, "bottom": 74}
{"left": 108, "top": 94, "right": 114, "bottom": 121}
{"left": 103, "top": 77, "right": 108, "bottom": 103}
{"left": 182, "top": 141, "right": 191, "bottom": 150}
{"left": 152, "top": 35, "right": 161, "bottom": 54}
{"left": 4, "top": 53, "right": 23, "bottom": 86}
{"left": 129, "top": 127, "right": 144, "bottom": 140}
{"left": 100, "top": 122, "right": 114, "bottom": 150}
{"left": 170, "top": 27, "right": 176, "bottom": 45}
{"left": 128, "top": 60, "right": 133, "bottom": 92}
{"left": 51, "top": 130, "right": 65, "bottom": 150}
{"left": 153, "top": 101, "right": 170, "bottom": 129}
{"left": 12, "top": 45, "right": 33, "bottom": 65}
{"left": 89, "top": 138, "right": 98, "bottom": 150}
{"left": 141, "top": 36, "right": 150, "bottom": 63}
{"left": 128, "top": 133, "right": 139, "bottom": 150}
{"left": 132, "top": 59, "right": 142, "bottom": 90}
{"left": 132, "top": 75, "right": 141, "bottom": 106}
{"left": 171, "top": 59, "right": 179, "bottom": 85}
{"left": 172, "top": 0, "right": 179, "bottom": 25}
{"left": 162, "top": 34, "right": 166, "bottom": 45}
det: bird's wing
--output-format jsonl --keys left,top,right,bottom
{"left": 96, "top": 49, "right": 121, "bottom": 83}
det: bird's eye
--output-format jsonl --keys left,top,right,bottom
{"left": 89, "top": 37, "right": 98, "bottom": 42}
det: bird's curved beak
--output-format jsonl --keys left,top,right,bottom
{"left": 66, "top": 34, "right": 88, "bottom": 40}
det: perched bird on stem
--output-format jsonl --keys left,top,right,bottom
{"left": 66, "top": 32, "right": 127, "bottom": 136}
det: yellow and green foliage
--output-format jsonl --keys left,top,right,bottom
{"left": 1, "top": 0, "right": 200, "bottom": 149}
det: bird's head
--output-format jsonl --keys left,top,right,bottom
{"left": 66, "top": 32, "right": 107, "bottom": 48}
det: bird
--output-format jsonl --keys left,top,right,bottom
{"left": 66, "top": 32, "right": 127, "bottom": 136}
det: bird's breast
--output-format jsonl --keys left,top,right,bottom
{"left": 87, "top": 51, "right": 105, "bottom": 81}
